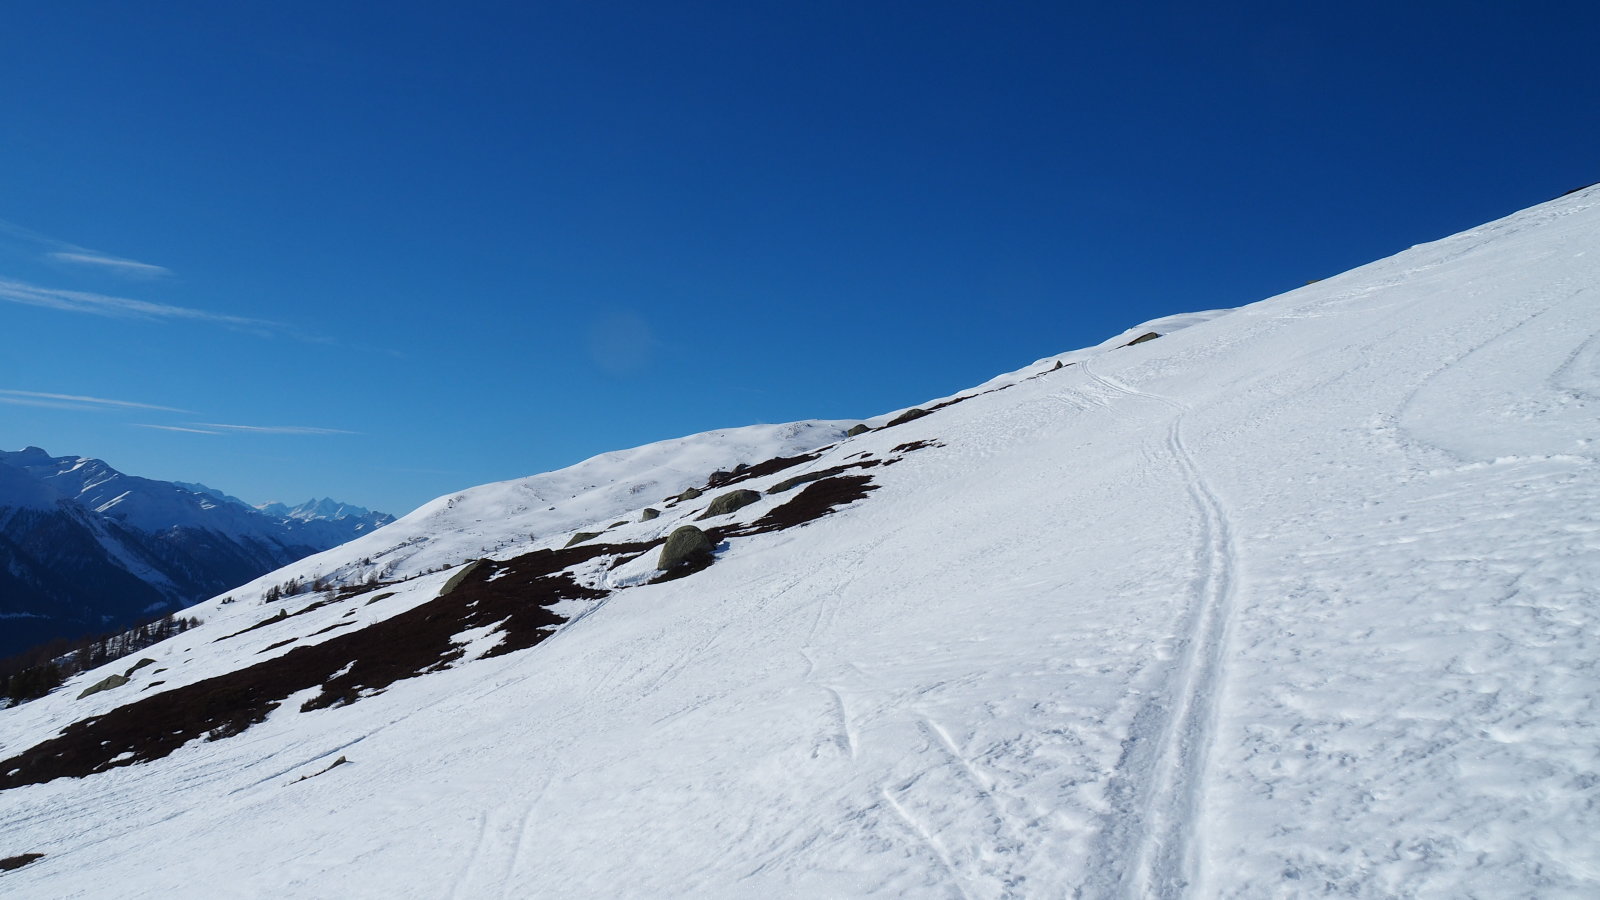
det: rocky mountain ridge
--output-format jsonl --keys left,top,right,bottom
{"left": 0, "top": 449, "right": 392, "bottom": 657}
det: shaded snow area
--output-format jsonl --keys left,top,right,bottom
{"left": 2, "top": 187, "right": 1598, "bottom": 898}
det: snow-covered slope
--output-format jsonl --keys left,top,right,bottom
{"left": 1, "top": 187, "right": 1596, "bottom": 898}
{"left": 223, "top": 419, "right": 854, "bottom": 594}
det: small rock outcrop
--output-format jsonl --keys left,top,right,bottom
{"left": 440, "top": 559, "right": 490, "bottom": 595}
{"left": 123, "top": 658, "right": 158, "bottom": 678}
{"left": 697, "top": 489, "right": 761, "bottom": 520}
{"left": 846, "top": 424, "right": 871, "bottom": 437}
{"left": 676, "top": 487, "right": 703, "bottom": 502}
{"left": 1121, "top": 331, "right": 1160, "bottom": 347}
{"left": 640, "top": 508, "right": 660, "bottom": 522}
{"left": 658, "top": 525, "right": 714, "bottom": 571}
{"left": 563, "top": 532, "right": 601, "bottom": 548}
{"left": 78, "top": 674, "right": 129, "bottom": 699}
{"left": 769, "top": 471, "right": 828, "bottom": 494}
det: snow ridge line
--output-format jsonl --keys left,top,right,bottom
{"left": 1076, "top": 363, "right": 1238, "bottom": 899}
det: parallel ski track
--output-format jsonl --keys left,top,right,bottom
{"left": 1075, "top": 362, "right": 1238, "bottom": 899}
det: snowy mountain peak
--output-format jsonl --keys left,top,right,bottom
{"left": 256, "top": 497, "right": 389, "bottom": 525}
{"left": 0, "top": 453, "right": 396, "bottom": 657}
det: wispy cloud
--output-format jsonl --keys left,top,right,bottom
{"left": 0, "top": 389, "right": 193, "bottom": 413}
{"left": 0, "top": 276, "right": 283, "bottom": 332}
{"left": 0, "top": 218, "right": 169, "bottom": 279}
{"left": 192, "top": 423, "right": 359, "bottom": 435}
{"left": 46, "top": 251, "right": 170, "bottom": 278}
{"left": 134, "top": 424, "right": 221, "bottom": 435}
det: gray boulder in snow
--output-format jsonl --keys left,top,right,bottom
{"left": 640, "top": 508, "right": 660, "bottom": 522}
{"left": 563, "top": 532, "right": 601, "bottom": 548}
{"left": 697, "top": 490, "right": 760, "bottom": 520}
{"left": 846, "top": 424, "right": 871, "bottom": 437}
{"left": 675, "top": 487, "right": 703, "bottom": 502}
{"left": 77, "top": 674, "right": 129, "bottom": 700}
{"left": 440, "top": 559, "right": 489, "bottom": 595}
{"left": 658, "top": 526, "right": 714, "bottom": 571}
{"left": 769, "top": 471, "right": 828, "bottom": 495}
{"left": 123, "top": 658, "right": 158, "bottom": 678}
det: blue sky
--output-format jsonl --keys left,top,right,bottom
{"left": 2, "top": 1, "right": 1595, "bottom": 516}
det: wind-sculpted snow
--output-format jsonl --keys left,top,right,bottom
{"left": 2, "top": 187, "right": 1598, "bottom": 897}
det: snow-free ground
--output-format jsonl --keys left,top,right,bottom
{"left": 2, "top": 187, "right": 1597, "bottom": 898}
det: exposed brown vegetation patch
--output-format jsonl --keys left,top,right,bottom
{"left": 217, "top": 597, "right": 336, "bottom": 642}
{"left": 0, "top": 853, "right": 43, "bottom": 872}
{"left": 0, "top": 541, "right": 646, "bottom": 791}
{"left": 703, "top": 452, "right": 820, "bottom": 490}
{"left": 721, "top": 475, "right": 879, "bottom": 537}
{"left": 924, "top": 394, "right": 975, "bottom": 414}
{"left": 882, "top": 407, "right": 930, "bottom": 429}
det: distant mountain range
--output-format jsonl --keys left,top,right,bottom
{"left": 0, "top": 447, "right": 392, "bottom": 657}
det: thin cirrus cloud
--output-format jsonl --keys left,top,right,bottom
{"left": 0, "top": 218, "right": 169, "bottom": 279}
{"left": 190, "top": 423, "right": 358, "bottom": 435}
{"left": 46, "top": 251, "right": 171, "bottom": 278}
{"left": 0, "top": 276, "right": 282, "bottom": 332}
{"left": 133, "top": 424, "right": 222, "bottom": 435}
{"left": 0, "top": 389, "right": 193, "bottom": 414}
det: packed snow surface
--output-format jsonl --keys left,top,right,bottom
{"left": 2, "top": 187, "right": 1597, "bottom": 898}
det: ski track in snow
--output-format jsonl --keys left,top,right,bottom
{"left": 1075, "top": 361, "right": 1239, "bottom": 899}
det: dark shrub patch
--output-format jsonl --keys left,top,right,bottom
{"left": 217, "top": 597, "right": 338, "bottom": 642}
{"left": 701, "top": 452, "right": 820, "bottom": 490}
{"left": 721, "top": 475, "right": 878, "bottom": 537}
{"left": 0, "top": 541, "right": 643, "bottom": 791}
{"left": 883, "top": 408, "right": 929, "bottom": 428}
{"left": 0, "top": 853, "right": 43, "bottom": 872}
